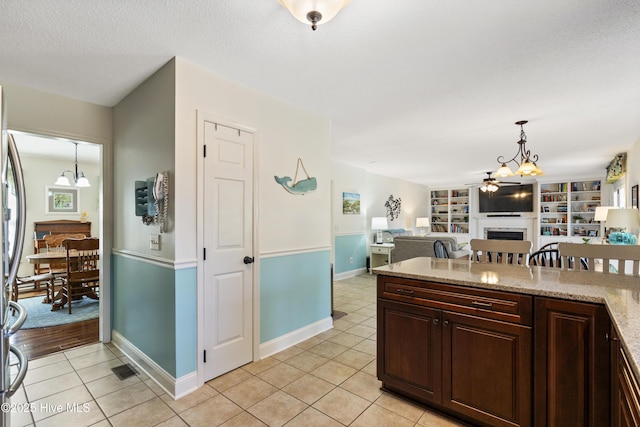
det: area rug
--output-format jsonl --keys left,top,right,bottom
{"left": 10, "top": 295, "right": 99, "bottom": 329}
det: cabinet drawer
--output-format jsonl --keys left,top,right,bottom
{"left": 378, "top": 276, "right": 532, "bottom": 325}
{"left": 371, "top": 246, "right": 390, "bottom": 255}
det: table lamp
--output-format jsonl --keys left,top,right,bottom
{"left": 594, "top": 206, "right": 616, "bottom": 243}
{"left": 606, "top": 208, "right": 640, "bottom": 245}
{"left": 416, "top": 217, "right": 430, "bottom": 236}
{"left": 371, "top": 217, "right": 388, "bottom": 244}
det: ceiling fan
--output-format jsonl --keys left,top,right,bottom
{"left": 466, "top": 172, "right": 520, "bottom": 194}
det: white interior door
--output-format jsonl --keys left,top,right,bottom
{"left": 203, "top": 121, "right": 254, "bottom": 380}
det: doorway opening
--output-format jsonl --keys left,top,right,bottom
{"left": 10, "top": 132, "right": 102, "bottom": 359}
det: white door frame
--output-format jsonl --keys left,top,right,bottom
{"left": 196, "top": 110, "right": 260, "bottom": 386}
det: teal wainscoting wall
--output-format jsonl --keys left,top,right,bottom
{"left": 334, "top": 234, "right": 367, "bottom": 274}
{"left": 112, "top": 254, "right": 197, "bottom": 378}
{"left": 260, "top": 250, "right": 331, "bottom": 343}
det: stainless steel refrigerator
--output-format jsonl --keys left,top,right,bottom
{"left": 0, "top": 85, "right": 29, "bottom": 427}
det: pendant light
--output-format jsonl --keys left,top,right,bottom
{"left": 495, "top": 120, "right": 544, "bottom": 177}
{"left": 54, "top": 142, "right": 91, "bottom": 188}
{"left": 279, "top": 0, "right": 351, "bottom": 31}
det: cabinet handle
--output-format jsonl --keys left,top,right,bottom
{"left": 396, "top": 288, "right": 414, "bottom": 295}
{"left": 471, "top": 300, "right": 493, "bottom": 308}
{"left": 606, "top": 333, "right": 619, "bottom": 342}
{"left": 443, "top": 320, "right": 449, "bottom": 326}
{"left": 433, "top": 318, "right": 440, "bottom": 325}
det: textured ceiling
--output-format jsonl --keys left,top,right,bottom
{"left": 1, "top": 0, "right": 639, "bottom": 187}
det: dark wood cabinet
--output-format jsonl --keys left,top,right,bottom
{"left": 533, "top": 297, "right": 610, "bottom": 427}
{"left": 377, "top": 275, "right": 532, "bottom": 427}
{"left": 442, "top": 311, "right": 531, "bottom": 427}
{"left": 611, "top": 327, "right": 640, "bottom": 427}
{"left": 378, "top": 299, "right": 442, "bottom": 404}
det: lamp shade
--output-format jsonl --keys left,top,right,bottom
{"left": 76, "top": 173, "right": 91, "bottom": 188}
{"left": 416, "top": 217, "right": 430, "bottom": 228}
{"left": 594, "top": 206, "right": 617, "bottom": 222}
{"left": 55, "top": 174, "right": 71, "bottom": 186}
{"left": 606, "top": 208, "right": 640, "bottom": 229}
{"left": 371, "top": 217, "right": 388, "bottom": 230}
{"left": 279, "top": 0, "right": 351, "bottom": 28}
{"left": 494, "top": 164, "right": 514, "bottom": 178}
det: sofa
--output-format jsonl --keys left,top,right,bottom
{"left": 391, "top": 236, "right": 471, "bottom": 262}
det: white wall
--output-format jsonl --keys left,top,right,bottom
{"left": 175, "top": 58, "right": 331, "bottom": 260}
{"left": 2, "top": 83, "right": 112, "bottom": 145}
{"left": 331, "top": 161, "right": 430, "bottom": 244}
{"left": 331, "top": 162, "right": 367, "bottom": 236}
{"left": 366, "top": 171, "right": 430, "bottom": 241}
{"left": 112, "top": 60, "right": 175, "bottom": 257}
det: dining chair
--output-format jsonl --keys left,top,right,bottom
{"left": 60, "top": 237, "right": 100, "bottom": 313}
{"left": 11, "top": 272, "right": 54, "bottom": 305}
{"left": 43, "top": 233, "right": 87, "bottom": 297}
{"left": 558, "top": 242, "right": 640, "bottom": 276}
{"left": 33, "top": 238, "right": 51, "bottom": 275}
{"left": 529, "top": 248, "right": 562, "bottom": 268}
{"left": 529, "top": 242, "right": 588, "bottom": 270}
{"left": 470, "top": 239, "right": 532, "bottom": 265}
{"left": 433, "top": 240, "right": 450, "bottom": 258}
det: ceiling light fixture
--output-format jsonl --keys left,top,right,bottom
{"left": 54, "top": 142, "right": 91, "bottom": 188}
{"left": 278, "top": 0, "right": 351, "bottom": 31}
{"left": 495, "top": 120, "right": 544, "bottom": 177}
{"left": 480, "top": 182, "right": 499, "bottom": 193}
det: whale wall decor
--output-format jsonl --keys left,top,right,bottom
{"left": 275, "top": 158, "right": 317, "bottom": 195}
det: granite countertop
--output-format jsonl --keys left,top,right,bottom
{"left": 373, "top": 257, "right": 640, "bottom": 381}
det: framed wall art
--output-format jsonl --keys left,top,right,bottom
{"left": 342, "top": 192, "right": 360, "bottom": 214}
{"left": 46, "top": 186, "right": 79, "bottom": 214}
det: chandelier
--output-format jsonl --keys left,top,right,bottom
{"left": 54, "top": 142, "right": 90, "bottom": 187}
{"left": 279, "top": 0, "right": 351, "bottom": 31}
{"left": 495, "top": 120, "right": 544, "bottom": 177}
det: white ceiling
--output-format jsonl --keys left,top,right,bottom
{"left": 1, "top": 0, "right": 639, "bottom": 187}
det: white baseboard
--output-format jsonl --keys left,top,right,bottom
{"left": 111, "top": 331, "right": 199, "bottom": 400}
{"left": 259, "top": 316, "right": 333, "bottom": 359}
{"left": 334, "top": 267, "right": 367, "bottom": 281}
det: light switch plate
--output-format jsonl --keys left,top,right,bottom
{"left": 150, "top": 234, "right": 160, "bottom": 250}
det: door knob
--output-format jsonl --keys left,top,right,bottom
{"left": 243, "top": 256, "right": 254, "bottom": 264}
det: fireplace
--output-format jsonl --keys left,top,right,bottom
{"left": 484, "top": 227, "right": 527, "bottom": 241}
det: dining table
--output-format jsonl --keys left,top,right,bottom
{"left": 25, "top": 251, "right": 99, "bottom": 311}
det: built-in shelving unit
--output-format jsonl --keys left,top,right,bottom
{"left": 430, "top": 190, "right": 449, "bottom": 233}
{"left": 539, "top": 179, "right": 601, "bottom": 240}
{"left": 450, "top": 189, "right": 470, "bottom": 234}
{"left": 430, "top": 189, "right": 469, "bottom": 234}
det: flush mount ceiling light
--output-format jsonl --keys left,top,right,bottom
{"left": 279, "top": 0, "right": 351, "bottom": 31}
{"left": 495, "top": 120, "right": 544, "bottom": 178}
{"left": 54, "top": 142, "right": 90, "bottom": 188}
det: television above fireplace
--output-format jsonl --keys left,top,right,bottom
{"left": 479, "top": 184, "right": 534, "bottom": 213}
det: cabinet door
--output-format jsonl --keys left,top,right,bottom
{"left": 377, "top": 299, "right": 442, "bottom": 404}
{"left": 534, "top": 297, "right": 610, "bottom": 427}
{"left": 442, "top": 311, "right": 532, "bottom": 427}
{"left": 611, "top": 327, "right": 640, "bottom": 427}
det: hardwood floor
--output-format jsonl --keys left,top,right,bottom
{"left": 10, "top": 318, "right": 99, "bottom": 360}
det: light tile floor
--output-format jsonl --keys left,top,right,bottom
{"left": 9, "top": 274, "right": 464, "bottom": 426}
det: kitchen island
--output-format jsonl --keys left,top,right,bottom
{"left": 373, "top": 257, "right": 640, "bottom": 427}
